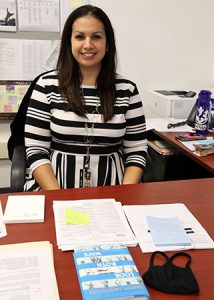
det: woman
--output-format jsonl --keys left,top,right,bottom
{"left": 24, "top": 5, "right": 147, "bottom": 191}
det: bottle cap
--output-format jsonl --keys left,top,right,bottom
{"left": 198, "top": 90, "right": 212, "bottom": 102}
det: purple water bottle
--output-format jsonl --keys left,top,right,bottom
{"left": 195, "top": 90, "right": 212, "bottom": 135}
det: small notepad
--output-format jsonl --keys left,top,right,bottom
{"left": 147, "top": 215, "right": 191, "bottom": 246}
{"left": 3, "top": 195, "right": 45, "bottom": 223}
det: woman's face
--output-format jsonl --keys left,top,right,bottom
{"left": 71, "top": 15, "right": 107, "bottom": 73}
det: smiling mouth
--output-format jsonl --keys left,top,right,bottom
{"left": 81, "top": 53, "right": 96, "bottom": 57}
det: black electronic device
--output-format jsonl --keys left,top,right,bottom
{"left": 182, "top": 91, "right": 197, "bottom": 98}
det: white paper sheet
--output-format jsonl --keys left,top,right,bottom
{"left": 43, "top": 39, "right": 60, "bottom": 71}
{"left": 20, "top": 39, "right": 52, "bottom": 79}
{"left": 0, "top": 241, "right": 59, "bottom": 300}
{"left": 0, "top": 38, "right": 53, "bottom": 80}
{"left": 123, "top": 203, "right": 214, "bottom": 253}
{"left": 53, "top": 198, "right": 137, "bottom": 251}
{"left": 17, "top": 0, "right": 60, "bottom": 32}
{"left": 0, "top": 39, "right": 19, "bottom": 80}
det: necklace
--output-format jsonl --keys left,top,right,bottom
{"left": 79, "top": 87, "right": 99, "bottom": 188}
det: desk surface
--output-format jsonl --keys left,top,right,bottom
{"left": 154, "top": 130, "right": 214, "bottom": 174}
{"left": 0, "top": 179, "right": 214, "bottom": 300}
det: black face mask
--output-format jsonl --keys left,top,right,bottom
{"left": 142, "top": 251, "right": 200, "bottom": 294}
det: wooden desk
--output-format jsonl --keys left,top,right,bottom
{"left": 153, "top": 130, "right": 214, "bottom": 174}
{"left": 1, "top": 179, "right": 214, "bottom": 300}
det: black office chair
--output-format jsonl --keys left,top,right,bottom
{"left": 10, "top": 145, "right": 26, "bottom": 192}
{"left": 142, "top": 153, "right": 157, "bottom": 183}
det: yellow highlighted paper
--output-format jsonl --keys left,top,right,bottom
{"left": 65, "top": 208, "right": 89, "bottom": 224}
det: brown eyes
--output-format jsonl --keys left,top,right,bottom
{"left": 74, "top": 35, "right": 102, "bottom": 41}
{"left": 75, "top": 35, "right": 84, "bottom": 40}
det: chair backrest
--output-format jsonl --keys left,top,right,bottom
{"left": 142, "top": 154, "right": 157, "bottom": 183}
{"left": 7, "top": 71, "right": 50, "bottom": 161}
{"left": 8, "top": 72, "right": 50, "bottom": 192}
{"left": 10, "top": 145, "right": 26, "bottom": 192}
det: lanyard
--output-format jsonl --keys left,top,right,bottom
{"left": 79, "top": 88, "right": 99, "bottom": 187}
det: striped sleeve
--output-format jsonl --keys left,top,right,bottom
{"left": 122, "top": 84, "right": 147, "bottom": 169}
{"left": 24, "top": 76, "right": 52, "bottom": 174}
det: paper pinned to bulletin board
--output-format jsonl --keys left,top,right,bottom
{"left": 0, "top": 80, "right": 30, "bottom": 120}
{"left": 60, "top": 0, "right": 90, "bottom": 32}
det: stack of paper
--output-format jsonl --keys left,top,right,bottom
{"left": 3, "top": 195, "right": 45, "bottom": 223}
{"left": 53, "top": 198, "right": 137, "bottom": 251}
{"left": 0, "top": 241, "right": 59, "bottom": 299}
{"left": 123, "top": 203, "right": 214, "bottom": 253}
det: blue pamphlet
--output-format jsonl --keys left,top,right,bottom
{"left": 73, "top": 245, "right": 150, "bottom": 300}
{"left": 146, "top": 216, "right": 191, "bottom": 247}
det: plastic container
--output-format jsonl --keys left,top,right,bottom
{"left": 195, "top": 90, "right": 212, "bottom": 135}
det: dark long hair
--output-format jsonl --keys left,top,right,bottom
{"left": 56, "top": 5, "right": 117, "bottom": 122}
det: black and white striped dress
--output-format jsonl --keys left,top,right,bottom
{"left": 24, "top": 70, "right": 147, "bottom": 191}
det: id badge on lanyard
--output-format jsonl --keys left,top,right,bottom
{"left": 80, "top": 156, "right": 92, "bottom": 188}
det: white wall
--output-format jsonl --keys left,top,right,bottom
{"left": 92, "top": 0, "right": 214, "bottom": 91}
{"left": 1, "top": 0, "right": 214, "bottom": 187}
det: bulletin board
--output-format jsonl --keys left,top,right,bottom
{"left": 0, "top": 80, "right": 30, "bottom": 120}
{"left": 0, "top": 0, "right": 89, "bottom": 120}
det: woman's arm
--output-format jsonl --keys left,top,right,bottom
{"left": 122, "top": 166, "right": 143, "bottom": 184}
{"left": 33, "top": 164, "right": 60, "bottom": 190}
{"left": 122, "top": 82, "right": 147, "bottom": 182}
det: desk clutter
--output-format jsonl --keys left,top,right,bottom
{"left": 1, "top": 196, "right": 214, "bottom": 299}
{"left": 177, "top": 135, "right": 214, "bottom": 156}
{"left": 148, "top": 139, "right": 180, "bottom": 155}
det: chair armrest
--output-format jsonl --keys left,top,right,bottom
{"left": 10, "top": 145, "right": 26, "bottom": 192}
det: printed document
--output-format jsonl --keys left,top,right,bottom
{"left": 123, "top": 203, "right": 214, "bottom": 253}
{"left": 0, "top": 241, "right": 59, "bottom": 299}
{"left": 0, "top": 38, "right": 52, "bottom": 80}
{"left": 17, "top": 0, "right": 60, "bottom": 32}
{"left": 53, "top": 198, "right": 137, "bottom": 251}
